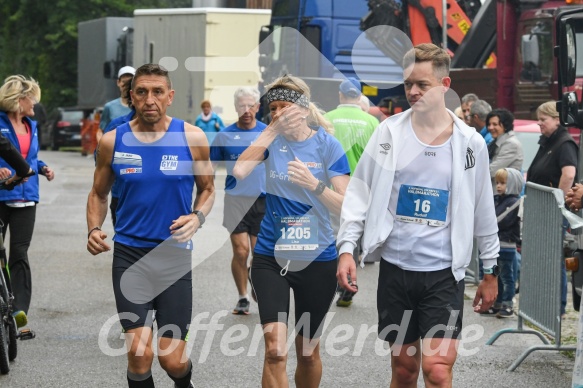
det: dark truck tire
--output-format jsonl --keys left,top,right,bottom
{"left": 573, "top": 272, "right": 581, "bottom": 312}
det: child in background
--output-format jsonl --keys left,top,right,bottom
{"left": 487, "top": 168, "right": 524, "bottom": 318}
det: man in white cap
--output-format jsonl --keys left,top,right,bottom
{"left": 325, "top": 77, "right": 379, "bottom": 307}
{"left": 98, "top": 65, "right": 136, "bottom": 142}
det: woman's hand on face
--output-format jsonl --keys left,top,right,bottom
{"left": 271, "top": 104, "right": 305, "bottom": 132}
{"left": 287, "top": 157, "right": 319, "bottom": 191}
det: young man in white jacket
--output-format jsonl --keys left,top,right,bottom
{"left": 336, "top": 43, "right": 500, "bottom": 387}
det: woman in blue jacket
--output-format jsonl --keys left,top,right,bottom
{"left": 0, "top": 75, "right": 55, "bottom": 328}
{"left": 195, "top": 99, "right": 224, "bottom": 144}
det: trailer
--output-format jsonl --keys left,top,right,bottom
{"left": 132, "top": 8, "right": 271, "bottom": 124}
{"left": 77, "top": 17, "right": 134, "bottom": 110}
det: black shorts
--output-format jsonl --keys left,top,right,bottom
{"left": 223, "top": 195, "right": 265, "bottom": 236}
{"left": 112, "top": 242, "right": 193, "bottom": 340}
{"left": 377, "top": 260, "right": 464, "bottom": 345}
{"left": 250, "top": 254, "right": 337, "bottom": 339}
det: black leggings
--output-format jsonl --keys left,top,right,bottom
{"left": 250, "top": 254, "right": 337, "bottom": 339}
{"left": 0, "top": 203, "right": 36, "bottom": 313}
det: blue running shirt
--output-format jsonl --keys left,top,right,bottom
{"left": 254, "top": 127, "right": 350, "bottom": 261}
{"left": 210, "top": 122, "right": 266, "bottom": 198}
{"left": 111, "top": 119, "right": 195, "bottom": 249}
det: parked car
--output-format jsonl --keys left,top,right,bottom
{"left": 44, "top": 107, "right": 84, "bottom": 150}
{"left": 513, "top": 119, "right": 541, "bottom": 172}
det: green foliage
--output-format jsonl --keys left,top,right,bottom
{"left": 0, "top": 0, "right": 191, "bottom": 111}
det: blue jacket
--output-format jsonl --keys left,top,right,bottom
{"left": 480, "top": 126, "right": 493, "bottom": 145}
{"left": 0, "top": 111, "right": 47, "bottom": 202}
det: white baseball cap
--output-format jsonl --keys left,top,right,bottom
{"left": 117, "top": 66, "right": 135, "bottom": 79}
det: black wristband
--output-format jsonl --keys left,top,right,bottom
{"left": 88, "top": 226, "right": 101, "bottom": 239}
{"left": 192, "top": 210, "right": 205, "bottom": 227}
{"left": 313, "top": 180, "right": 326, "bottom": 195}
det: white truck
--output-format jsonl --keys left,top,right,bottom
{"left": 76, "top": 8, "right": 271, "bottom": 125}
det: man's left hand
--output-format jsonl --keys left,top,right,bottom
{"left": 473, "top": 275, "right": 498, "bottom": 313}
{"left": 170, "top": 214, "right": 201, "bottom": 242}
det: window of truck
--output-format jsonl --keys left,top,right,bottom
{"left": 518, "top": 19, "right": 552, "bottom": 82}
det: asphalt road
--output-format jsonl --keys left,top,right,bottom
{"left": 0, "top": 150, "right": 576, "bottom": 387}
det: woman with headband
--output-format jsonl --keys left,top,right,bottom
{"left": 233, "top": 75, "right": 350, "bottom": 387}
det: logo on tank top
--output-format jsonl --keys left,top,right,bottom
{"left": 113, "top": 152, "right": 142, "bottom": 166}
{"left": 120, "top": 167, "right": 142, "bottom": 175}
{"left": 160, "top": 155, "right": 179, "bottom": 171}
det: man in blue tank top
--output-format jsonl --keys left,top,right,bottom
{"left": 210, "top": 87, "right": 266, "bottom": 315}
{"left": 86, "top": 64, "right": 214, "bottom": 388}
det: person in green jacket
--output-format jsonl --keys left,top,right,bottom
{"left": 325, "top": 77, "right": 379, "bottom": 307}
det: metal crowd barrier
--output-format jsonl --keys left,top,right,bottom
{"left": 486, "top": 182, "right": 575, "bottom": 371}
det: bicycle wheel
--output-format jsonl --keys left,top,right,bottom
{"left": 0, "top": 297, "right": 9, "bottom": 374}
{"left": 7, "top": 316, "right": 16, "bottom": 361}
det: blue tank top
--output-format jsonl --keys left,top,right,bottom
{"left": 111, "top": 119, "right": 195, "bottom": 249}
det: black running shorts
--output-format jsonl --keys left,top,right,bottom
{"left": 377, "top": 260, "right": 464, "bottom": 345}
{"left": 250, "top": 254, "right": 337, "bottom": 339}
{"left": 223, "top": 195, "right": 265, "bottom": 236}
{"left": 112, "top": 242, "right": 193, "bottom": 340}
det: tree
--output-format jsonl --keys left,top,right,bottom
{"left": 0, "top": 0, "right": 190, "bottom": 111}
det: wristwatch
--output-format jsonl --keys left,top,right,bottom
{"left": 313, "top": 180, "right": 327, "bottom": 195}
{"left": 483, "top": 264, "right": 501, "bottom": 277}
{"left": 192, "top": 210, "right": 205, "bottom": 227}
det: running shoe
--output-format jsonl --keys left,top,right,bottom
{"left": 496, "top": 306, "right": 514, "bottom": 318}
{"left": 336, "top": 289, "right": 354, "bottom": 307}
{"left": 12, "top": 310, "right": 27, "bottom": 328}
{"left": 233, "top": 298, "right": 250, "bottom": 315}
{"left": 479, "top": 307, "right": 500, "bottom": 316}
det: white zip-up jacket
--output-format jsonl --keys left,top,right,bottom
{"left": 337, "top": 109, "right": 500, "bottom": 281}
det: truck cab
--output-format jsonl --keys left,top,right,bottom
{"left": 258, "top": 0, "right": 405, "bottom": 114}
{"left": 259, "top": 0, "right": 401, "bottom": 81}
{"left": 510, "top": 2, "right": 583, "bottom": 119}
{"left": 259, "top": 0, "right": 583, "bottom": 120}
{"left": 555, "top": 7, "right": 583, "bottom": 311}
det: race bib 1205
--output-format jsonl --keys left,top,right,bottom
{"left": 274, "top": 215, "right": 318, "bottom": 251}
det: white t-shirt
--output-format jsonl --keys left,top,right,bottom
{"left": 381, "top": 118, "right": 453, "bottom": 271}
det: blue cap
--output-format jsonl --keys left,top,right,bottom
{"left": 339, "top": 77, "right": 361, "bottom": 98}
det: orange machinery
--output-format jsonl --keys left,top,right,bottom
{"left": 406, "top": 0, "right": 497, "bottom": 67}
